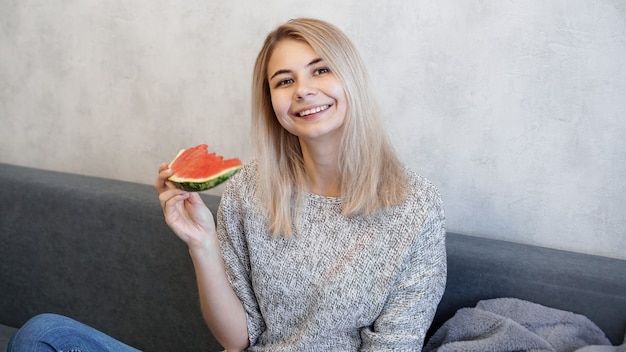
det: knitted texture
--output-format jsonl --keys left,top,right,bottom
{"left": 217, "top": 161, "right": 447, "bottom": 351}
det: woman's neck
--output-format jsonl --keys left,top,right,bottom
{"left": 300, "top": 139, "right": 341, "bottom": 197}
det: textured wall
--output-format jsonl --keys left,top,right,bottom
{"left": 1, "top": 1, "right": 625, "bottom": 259}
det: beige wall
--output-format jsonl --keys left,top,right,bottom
{"left": 1, "top": 1, "right": 625, "bottom": 259}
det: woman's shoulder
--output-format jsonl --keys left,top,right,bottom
{"left": 224, "top": 158, "right": 257, "bottom": 183}
{"left": 221, "top": 159, "right": 266, "bottom": 206}
{"left": 403, "top": 168, "right": 441, "bottom": 202}
{"left": 396, "top": 167, "right": 445, "bottom": 224}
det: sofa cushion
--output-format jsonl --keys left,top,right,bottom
{"left": 0, "top": 324, "right": 18, "bottom": 351}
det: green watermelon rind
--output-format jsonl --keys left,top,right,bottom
{"left": 169, "top": 166, "right": 242, "bottom": 192}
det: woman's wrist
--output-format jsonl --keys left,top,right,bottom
{"left": 187, "top": 234, "right": 223, "bottom": 265}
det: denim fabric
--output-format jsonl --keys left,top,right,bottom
{"left": 8, "top": 314, "right": 141, "bottom": 352}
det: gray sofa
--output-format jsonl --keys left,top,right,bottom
{"left": 1, "top": 163, "right": 624, "bottom": 351}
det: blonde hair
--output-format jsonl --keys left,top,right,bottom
{"left": 252, "top": 18, "right": 408, "bottom": 236}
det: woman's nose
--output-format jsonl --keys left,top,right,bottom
{"left": 294, "top": 79, "right": 316, "bottom": 100}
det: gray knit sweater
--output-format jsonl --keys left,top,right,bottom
{"left": 217, "top": 161, "right": 446, "bottom": 351}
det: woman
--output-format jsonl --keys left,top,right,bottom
{"left": 156, "top": 18, "right": 446, "bottom": 351}
{"left": 9, "top": 18, "right": 445, "bottom": 352}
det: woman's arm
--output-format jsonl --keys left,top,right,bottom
{"left": 360, "top": 197, "right": 447, "bottom": 351}
{"left": 188, "top": 238, "right": 249, "bottom": 351}
{"left": 155, "top": 163, "right": 249, "bottom": 351}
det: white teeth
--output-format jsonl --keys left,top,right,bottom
{"left": 299, "top": 105, "right": 329, "bottom": 117}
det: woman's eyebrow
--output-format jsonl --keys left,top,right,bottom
{"left": 269, "top": 58, "right": 324, "bottom": 80}
{"left": 307, "top": 58, "right": 323, "bottom": 67}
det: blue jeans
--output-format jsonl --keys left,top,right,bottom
{"left": 8, "top": 313, "right": 141, "bottom": 352}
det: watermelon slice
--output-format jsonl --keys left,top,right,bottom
{"left": 167, "top": 144, "right": 242, "bottom": 192}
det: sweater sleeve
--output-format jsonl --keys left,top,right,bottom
{"left": 216, "top": 171, "right": 266, "bottom": 346}
{"left": 359, "top": 193, "right": 447, "bottom": 351}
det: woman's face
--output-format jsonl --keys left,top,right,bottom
{"left": 266, "top": 39, "right": 348, "bottom": 144}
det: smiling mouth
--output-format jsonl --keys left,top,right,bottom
{"left": 298, "top": 105, "right": 330, "bottom": 117}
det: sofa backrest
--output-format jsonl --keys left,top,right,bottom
{"left": 438, "top": 232, "right": 626, "bottom": 345}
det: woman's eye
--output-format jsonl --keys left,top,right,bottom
{"left": 276, "top": 78, "right": 293, "bottom": 87}
{"left": 314, "top": 67, "right": 330, "bottom": 75}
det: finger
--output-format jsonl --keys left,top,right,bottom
{"left": 186, "top": 192, "right": 204, "bottom": 205}
{"left": 158, "top": 187, "right": 188, "bottom": 208}
{"left": 158, "top": 162, "right": 169, "bottom": 173}
{"left": 154, "top": 166, "right": 174, "bottom": 193}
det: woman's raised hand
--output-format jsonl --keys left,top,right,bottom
{"left": 155, "top": 162, "right": 216, "bottom": 249}
{"left": 155, "top": 163, "right": 249, "bottom": 350}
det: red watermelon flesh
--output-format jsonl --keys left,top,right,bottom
{"left": 168, "top": 144, "right": 242, "bottom": 192}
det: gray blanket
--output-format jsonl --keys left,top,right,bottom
{"left": 424, "top": 298, "right": 625, "bottom": 352}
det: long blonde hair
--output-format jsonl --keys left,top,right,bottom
{"left": 252, "top": 18, "right": 408, "bottom": 236}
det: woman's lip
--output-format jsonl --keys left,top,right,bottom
{"left": 294, "top": 104, "right": 332, "bottom": 118}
